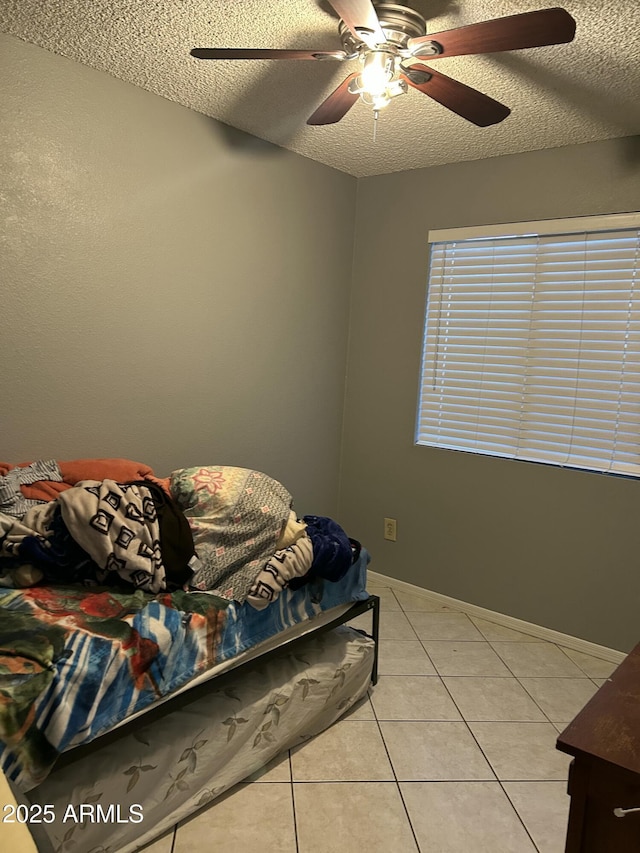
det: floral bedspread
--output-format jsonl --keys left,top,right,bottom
{"left": 0, "top": 550, "right": 369, "bottom": 791}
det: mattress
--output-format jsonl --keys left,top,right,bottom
{"left": 27, "top": 625, "right": 375, "bottom": 853}
{"left": 0, "top": 549, "right": 369, "bottom": 791}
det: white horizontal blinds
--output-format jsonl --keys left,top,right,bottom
{"left": 417, "top": 224, "right": 640, "bottom": 476}
{"left": 420, "top": 235, "right": 537, "bottom": 456}
{"left": 519, "top": 230, "right": 640, "bottom": 473}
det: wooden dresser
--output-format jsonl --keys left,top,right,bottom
{"left": 556, "top": 642, "right": 640, "bottom": 852}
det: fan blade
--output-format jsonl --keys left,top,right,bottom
{"left": 190, "top": 48, "right": 348, "bottom": 61}
{"left": 307, "top": 73, "right": 360, "bottom": 125}
{"left": 402, "top": 64, "right": 510, "bottom": 127}
{"left": 328, "top": 0, "right": 386, "bottom": 46}
{"left": 408, "top": 8, "right": 576, "bottom": 58}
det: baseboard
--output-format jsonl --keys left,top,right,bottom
{"left": 367, "top": 569, "right": 626, "bottom": 665}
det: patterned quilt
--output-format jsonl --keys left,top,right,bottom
{"left": 170, "top": 466, "right": 294, "bottom": 602}
{"left": 0, "top": 550, "right": 369, "bottom": 791}
{"left": 1, "top": 479, "right": 193, "bottom": 593}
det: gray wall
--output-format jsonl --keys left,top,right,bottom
{"left": 340, "top": 138, "right": 640, "bottom": 652}
{"left": 0, "top": 33, "right": 357, "bottom": 516}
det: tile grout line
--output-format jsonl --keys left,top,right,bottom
{"left": 487, "top": 637, "right": 589, "bottom": 673}
{"left": 368, "top": 656, "right": 423, "bottom": 853}
{"left": 394, "top": 784, "right": 424, "bottom": 853}
{"left": 288, "top": 750, "right": 300, "bottom": 853}
{"left": 514, "top": 674, "right": 597, "bottom": 728}
{"left": 481, "top": 636, "right": 564, "bottom": 725}
{"left": 483, "top": 635, "right": 605, "bottom": 726}
{"left": 556, "top": 644, "right": 616, "bottom": 679}
{"left": 499, "top": 783, "right": 545, "bottom": 853}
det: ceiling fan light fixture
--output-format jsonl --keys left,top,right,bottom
{"left": 347, "top": 48, "right": 409, "bottom": 118}
{"left": 369, "top": 77, "right": 407, "bottom": 106}
{"left": 371, "top": 94, "right": 391, "bottom": 111}
{"left": 360, "top": 49, "right": 396, "bottom": 97}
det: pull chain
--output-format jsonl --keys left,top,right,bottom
{"left": 373, "top": 110, "right": 379, "bottom": 142}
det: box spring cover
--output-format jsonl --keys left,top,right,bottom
{"left": 28, "top": 626, "right": 375, "bottom": 853}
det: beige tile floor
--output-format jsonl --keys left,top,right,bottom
{"left": 140, "top": 583, "right": 617, "bottom": 853}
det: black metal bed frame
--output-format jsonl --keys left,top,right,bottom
{"left": 198, "top": 593, "right": 381, "bottom": 686}
{"left": 305, "top": 593, "right": 380, "bottom": 684}
{"left": 221, "top": 593, "right": 381, "bottom": 684}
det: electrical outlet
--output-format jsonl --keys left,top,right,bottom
{"left": 384, "top": 517, "right": 397, "bottom": 542}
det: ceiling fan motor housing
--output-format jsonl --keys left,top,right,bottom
{"left": 339, "top": 2, "right": 428, "bottom": 53}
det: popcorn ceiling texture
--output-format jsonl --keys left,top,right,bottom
{"left": 1, "top": 0, "right": 639, "bottom": 177}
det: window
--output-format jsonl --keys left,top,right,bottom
{"left": 416, "top": 212, "right": 640, "bottom": 476}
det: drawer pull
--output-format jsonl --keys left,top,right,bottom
{"left": 614, "top": 807, "right": 640, "bottom": 818}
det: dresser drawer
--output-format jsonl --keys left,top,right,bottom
{"left": 566, "top": 758, "right": 640, "bottom": 852}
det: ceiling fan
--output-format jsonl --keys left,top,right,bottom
{"left": 190, "top": 1, "right": 576, "bottom": 128}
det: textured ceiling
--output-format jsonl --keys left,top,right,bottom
{"left": 1, "top": 0, "right": 640, "bottom": 177}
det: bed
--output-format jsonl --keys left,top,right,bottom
{"left": 0, "top": 459, "right": 379, "bottom": 852}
